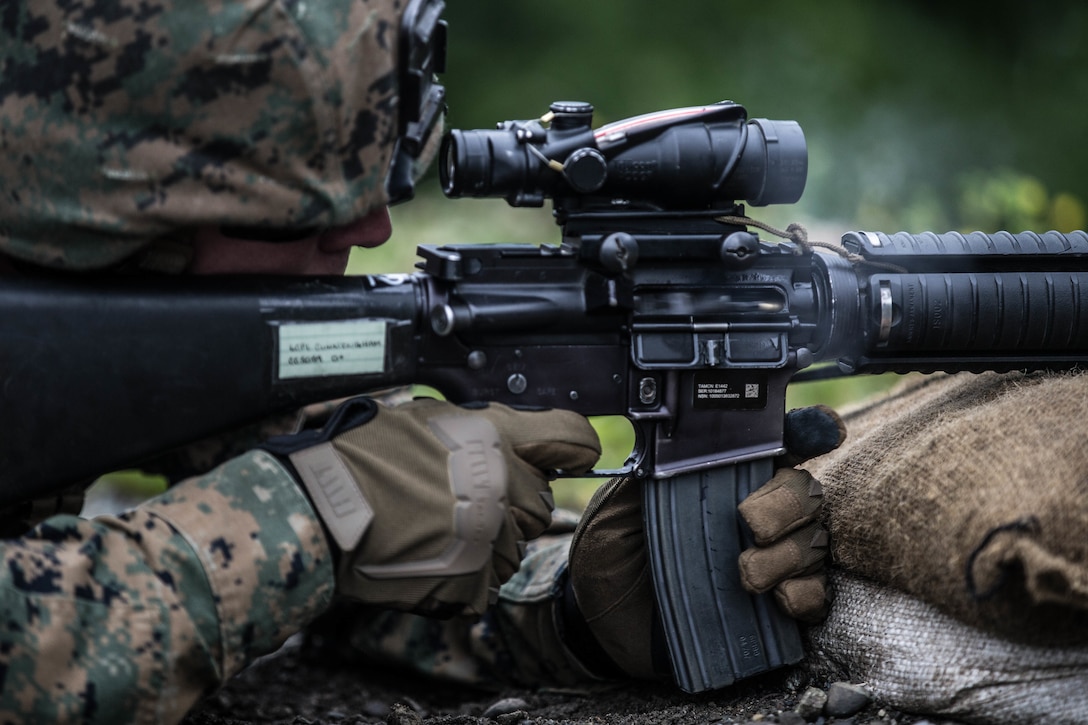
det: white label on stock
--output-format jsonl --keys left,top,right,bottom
{"left": 277, "top": 320, "right": 386, "bottom": 379}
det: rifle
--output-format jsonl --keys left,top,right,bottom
{"left": 3, "top": 100, "right": 1088, "bottom": 692}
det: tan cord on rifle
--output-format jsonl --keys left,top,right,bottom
{"left": 717, "top": 214, "right": 908, "bottom": 273}
{"left": 716, "top": 214, "right": 866, "bottom": 263}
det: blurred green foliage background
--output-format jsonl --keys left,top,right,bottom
{"left": 365, "top": 0, "right": 1088, "bottom": 273}
{"left": 440, "top": 0, "right": 1087, "bottom": 232}
{"left": 361, "top": 0, "right": 1083, "bottom": 283}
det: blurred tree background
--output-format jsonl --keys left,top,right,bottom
{"left": 369, "top": 0, "right": 1088, "bottom": 267}
{"left": 345, "top": 0, "right": 1088, "bottom": 506}
{"left": 439, "top": 0, "right": 1087, "bottom": 231}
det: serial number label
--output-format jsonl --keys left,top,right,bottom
{"left": 692, "top": 371, "right": 768, "bottom": 410}
{"left": 277, "top": 320, "right": 386, "bottom": 379}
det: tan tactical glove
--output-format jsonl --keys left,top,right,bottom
{"left": 263, "top": 396, "right": 601, "bottom": 617}
{"left": 564, "top": 405, "right": 844, "bottom": 679}
{"left": 737, "top": 404, "right": 846, "bottom": 623}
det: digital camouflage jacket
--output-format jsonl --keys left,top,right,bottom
{"left": 0, "top": 451, "right": 335, "bottom": 723}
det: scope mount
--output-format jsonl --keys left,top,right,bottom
{"left": 557, "top": 206, "right": 806, "bottom": 274}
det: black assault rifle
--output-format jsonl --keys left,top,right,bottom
{"left": 3, "top": 101, "right": 1088, "bottom": 692}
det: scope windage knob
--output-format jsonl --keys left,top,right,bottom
{"left": 564, "top": 147, "right": 608, "bottom": 193}
{"left": 549, "top": 101, "right": 594, "bottom": 129}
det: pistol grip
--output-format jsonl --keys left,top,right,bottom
{"left": 642, "top": 459, "right": 803, "bottom": 692}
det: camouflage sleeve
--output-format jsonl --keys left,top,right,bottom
{"left": 337, "top": 519, "right": 601, "bottom": 688}
{"left": 0, "top": 449, "right": 334, "bottom": 725}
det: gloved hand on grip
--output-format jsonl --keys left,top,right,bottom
{"left": 737, "top": 404, "right": 846, "bottom": 623}
{"left": 262, "top": 396, "right": 601, "bottom": 618}
{"left": 564, "top": 404, "right": 845, "bottom": 679}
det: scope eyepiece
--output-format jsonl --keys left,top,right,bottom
{"left": 439, "top": 101, "right": 806, "bottom": 211}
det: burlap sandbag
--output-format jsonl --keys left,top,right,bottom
{"left": 798, "top": 372, "right": 1088, "bottom": 723}
{"left": 806, "top": 371, "right": 1088, "bottom": 644}
{"left": 807, "top": 570, "right": 1088, "bottom": 724}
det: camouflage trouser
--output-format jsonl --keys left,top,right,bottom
{"left": 335, "top": 512, "right": 600, "bottom": 689}
{"left": 0, "top": 450, "right": 335, "bottom": 725}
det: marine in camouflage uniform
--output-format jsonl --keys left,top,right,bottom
{"left": 0, "top": 1, "right": 833, "bottom": 721}
{"left": 0, "top": 1, "right": 606, "bottom": 722}
{"left": 1, "top": 0, "right": 402, "bottom": 716}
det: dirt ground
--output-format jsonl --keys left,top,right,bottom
{"left": 180, "top": 634, "right": 942, "bottom": 725}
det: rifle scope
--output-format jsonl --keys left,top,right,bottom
{"left": 440, "top": 101, "right": 807, "bottom": 210}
